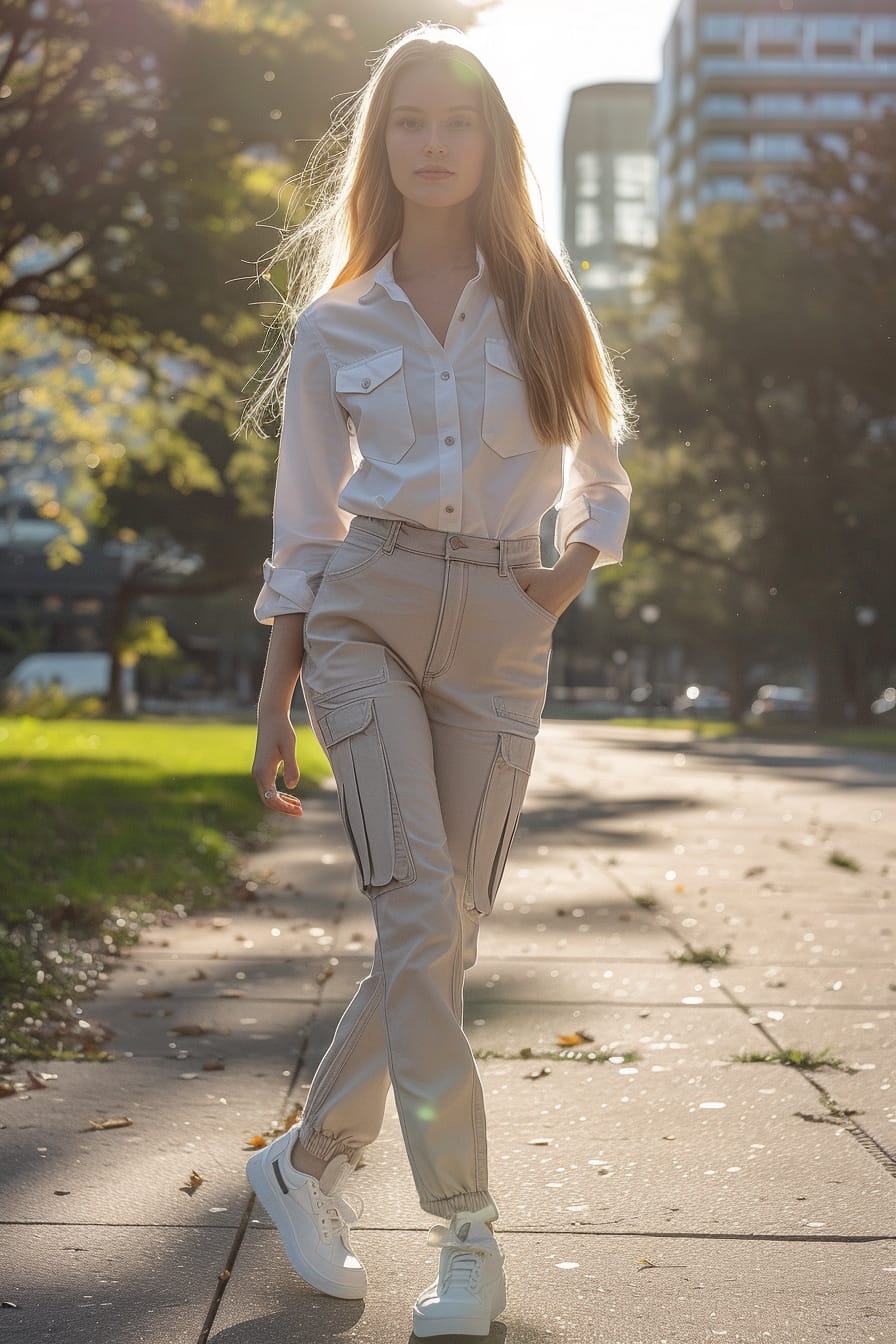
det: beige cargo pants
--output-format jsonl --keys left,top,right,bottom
{"left": 296, "top": 515, "right": 557, "bottom": 1221}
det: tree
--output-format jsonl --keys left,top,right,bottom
{"left": 1, "top": 0, "right": 479, "bottom": 710}
{"left": 616, "top": 112, "right": 896, "bottom": 723}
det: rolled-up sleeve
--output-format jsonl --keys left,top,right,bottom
{"left": 254, "top": 311, "right": 355, "bottom": 625}
{"left": 553, "top": 406, "right": 632, "bottom": 569}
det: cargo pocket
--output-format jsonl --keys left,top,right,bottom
{"left": 465, "top": 732, "right": 536, "bottom": 916}
{"left": 318, "top": 697, "right": 415, "bottom": 896}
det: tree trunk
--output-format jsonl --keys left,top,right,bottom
{"left": 812, "top": 621, "right": 848, "bottom": 726}
{"left": 106, "top": 583, "right": 134, "bottom": 718}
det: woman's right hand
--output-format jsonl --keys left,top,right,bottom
{"left": 252, "top": 711, "right": 304, "bottom": 816}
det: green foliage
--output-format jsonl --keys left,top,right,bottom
{"left": 615, "top": 113, "right": 896, "bottom": 722}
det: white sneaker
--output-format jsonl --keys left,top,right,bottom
{"left": 245, "top": 1128, "right": 366, "bottom": 1299}
{"left": 412, "top": 1211, "right": 506, "bottom": 1337}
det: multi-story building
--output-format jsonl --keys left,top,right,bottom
{"left": 654, "top": 0, "right": 896, "bottom": 226}
{"left": 562, "top": 83, "right": 658, "bottom": 307}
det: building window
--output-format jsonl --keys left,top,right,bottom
{"left": 699, "top": 178, "right": 753, "bottom": 205}
{"left": 678, "top": 156, "right": 695, "bottom": 186}
{"left": 873, "top": 17, "right": 896, "bottom": 56}
{"left": 679, "top": 73, "right": 695, "bottom": 105}
{"left": 754, "top": 94, "right": 805, "bottom": 118}
{"left": 756, "top": 15, "right": 802, "bottom": 54}
{"left": 751, "top": 133, "right": 806, "bottom": 162}
{"left": 575, "top": 202, "right": 601, "bottom": 247}
{"left": 871, "top": 93, "right": 896, "bottom": 115}
{"left": 702, "top": 136, "right": 748, "bottom": 162}
{"left": 575, "top": 151, "right": 600, "bottom": 199}
{"left": 699, "top": 15, "right": 744, "bottom": 46}
{"left": 615, "top": 153, "right": 655, "bottom": 199}
{"left": 702, "top": 94, "right": 748, "bottom": 118}
{"left": 679, "top": 114, "right": 694, "bottom": 145}
{"left": 615, "top": 201, "right": 657, "bottom": 248}
{"left": 815, "top": 132, "right": 849, "bottom": 157}
{"left": 815, "top": 15, "right": 858, "bottom": 55}
{"left": 813, "top": 93, "right": 864, "bottom": 118}
{"left": 579, "top": 262, "right": 621, "bottom": 291}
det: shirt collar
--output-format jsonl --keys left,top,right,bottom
{"left": 358, "top": 239, "right": 486, "bottom": 304}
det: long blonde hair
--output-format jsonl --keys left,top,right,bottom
{"left": 239, "top": 23, "right": 636, "bottom": 449}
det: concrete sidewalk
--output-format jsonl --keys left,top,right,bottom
{"left": 1, "top": 722, "right": 894, "bottom": 1343}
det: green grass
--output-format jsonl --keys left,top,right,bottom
{"left": 0, "top": 716, "right": 330, "bottom": 1064}
{"left": 731, "top": 1046, "right": 852, "bottom": 1072}
{"left": 670, "top": 944, "right": 732, "bottom": 967}
{"left": 603, "top": 718, "right": 896, "bottom": 752}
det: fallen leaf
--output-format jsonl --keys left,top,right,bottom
{"left": 26, "top": 1071, "right": 48, "bottom": 1089}
{"left": 556, "top": 1031, "right": 594, "bottom": 1047}
{"left": 181, "top": 1169, "right": 204, "bottom": 1195}
{"left": 202, "top": 1059, "right": 225, "bottom": 1072}
{"left": 88, "top": 1117, "right": 133, "bottom": 1131}
{"left": 528, "top": 1138, "right": 551, "bottom": 1145}
{"left": 0, "top": 1081, "right": 17, "bottom": 1098}
{"left": 637, "top": 1258, "right": 657, "bottom": 1270}
{"left": 54, "top": 1190, "right": 71, "bottom": 1196}
{"left": 316, "top": 966, "right": 335, "bottom": 985}
{"left": 245, "top": 1135, "right": 268, "bottom": 1149}
{"left": 525, "top": 1066, "right": 551, "bottom": 1080}
{"left": 140, "top": 990, "right": 172, "bottom": 999}
{"left": 179, "top": 1073, "right": 200, "bottom": 1081}
{"left": 189, "top": 968, "right": 208, "bottom": 981}
{"left": 1, "top": 1301, "right": 19, "bottom": 1309}
{"left": 219, "top": 989, "right": 246, "bottom": 998}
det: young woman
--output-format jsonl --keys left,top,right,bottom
{"left": 242, "top": 22, "right": 634, "bottom": 1338}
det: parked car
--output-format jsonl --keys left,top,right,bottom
{"left": 748, "top": 684, "right": 814, "bottom": 722}
{"left": 673, "top": 685, "right": 731, "bottom": 718}
{"left": 871, "top": 686, "right": 896, "bottom": 716}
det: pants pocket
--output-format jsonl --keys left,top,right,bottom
{"left": 466, "top": 732, "right": 536, "bottom": 916}
{"left": 317, "top": 697, "right": 415, "bottom": 895}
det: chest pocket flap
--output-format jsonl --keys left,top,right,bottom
{"left": 482, "top": 337, "right": 537, "bottom": 457}
{"left": 334, "top": 346, "right": 415, "bottom": 463}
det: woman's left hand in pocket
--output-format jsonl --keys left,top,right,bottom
{"left": 511, "top": 566, "right": 578, "bottom": 620}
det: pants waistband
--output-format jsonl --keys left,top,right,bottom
{"left": 350, "top": 515, "right": 541, "bottom": 573}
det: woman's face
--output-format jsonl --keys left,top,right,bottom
{"left": 384, "top": 61, "right": 488, "bottom": 211}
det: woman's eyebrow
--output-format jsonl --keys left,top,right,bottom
{"left": 391, "top": 104, "right": 480, "bottom": 113}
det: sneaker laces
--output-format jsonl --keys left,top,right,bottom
{"left": 426, "top": 1224, "right": 491, "bottom": 1295}
{"left": 313, "top": 1187, "right": 365, "bottom": 1244}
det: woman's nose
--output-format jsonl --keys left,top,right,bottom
{"left": 423, "top": 127, "right": 447, "bottom": 155}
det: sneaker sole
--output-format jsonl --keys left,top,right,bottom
{"left": 411, "top": 1281, "right": 507, "bottom": 1336}
{"left": 246, "top": 1151, "right": 367, "bottom": 1300}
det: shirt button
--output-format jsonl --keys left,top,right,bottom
{"left": 440, "top": 371, "right": 451, "bottom": 380}
{"left": 445, "top": 505, "right": 455, "bottom": 514}
{"left": 459, "top": 312, "right": 466, "bottom": 321}
{"left": 361, "top": 377, "right": 371, "bottom": 389}
{"left": 444, "top": 435, "right": 455, "bottom": 445}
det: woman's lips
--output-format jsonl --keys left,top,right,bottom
{"left": 415, "top": 169, "right": 454, "bottom": 179}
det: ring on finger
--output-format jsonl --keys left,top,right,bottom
{"left": 264, "top": 788, "right": 276, "bottom": 800}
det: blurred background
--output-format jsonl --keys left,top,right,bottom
{"left": 2, "top": 0, "right": 894, "bottom": 731}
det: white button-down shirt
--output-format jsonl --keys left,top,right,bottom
{"left": 254, "top": 240, "right": 631, "bottom": 623}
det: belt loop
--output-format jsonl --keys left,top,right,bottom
{"left": 498, "top": 538, "right": 509, "bottom": 576}
{"left": 383, "top": 520, "right": 401, "bottom": 554}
